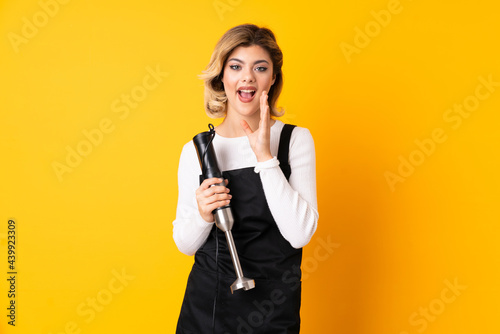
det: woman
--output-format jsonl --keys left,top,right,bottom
{"left": 173, "top": 24, "right": 319, "bottom": 333}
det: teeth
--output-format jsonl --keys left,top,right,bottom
{"left": 239, "top": 90, "right": 255, "bottom": 93}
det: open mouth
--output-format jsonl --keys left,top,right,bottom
{"left": 238, "top": 89, "right": 256, "bottom": 99}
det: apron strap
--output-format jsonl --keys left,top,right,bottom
{"left": 278, "top": 124, "right": 296, "bottom": 180}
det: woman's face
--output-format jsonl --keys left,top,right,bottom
{"left": 221, "top": 44, "right": 276, "bottom": 119}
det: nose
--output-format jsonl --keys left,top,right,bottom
{"left": 241, "top": 67, "right": 255, "bottom": 83}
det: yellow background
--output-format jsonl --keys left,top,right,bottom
{"left": 1, "top": 0, "right": 499, "bottom": 333}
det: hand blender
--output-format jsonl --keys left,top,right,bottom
{"left": 193, "top": 124, "right": 255, "bottom": 293}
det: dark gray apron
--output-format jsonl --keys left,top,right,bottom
{"left": 176, "top": 124, "right": 302, "bottom": 334}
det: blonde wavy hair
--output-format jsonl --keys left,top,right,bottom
{"left": 199, "top": 24, "right": 284, "bottom": 118}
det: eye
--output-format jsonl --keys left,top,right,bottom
{"left": 229, "top": 64, "right": 241, "bottom": 70}
{"left": 256, "top": 66, "right": 268, "bottom": 72}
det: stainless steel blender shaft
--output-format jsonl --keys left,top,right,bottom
{"left": 213, "top": 196, "right": 255, "bottom": 294}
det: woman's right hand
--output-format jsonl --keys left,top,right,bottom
{"left": 195, "top": 178, "right": 231, "bottom": 223}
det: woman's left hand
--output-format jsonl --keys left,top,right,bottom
{"left": 241, "top": 91, "right": 273, "bottom": 162}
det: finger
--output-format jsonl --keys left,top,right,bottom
{"left": 260, "top": 90, "right": 268, "bottom": 113}
{"left": 260, "top": 90, "right": 267, "bottom": 102}
{"left": 198, "top": 190, "right": 231, "bottom": 208}
{"left": 202, "top": 190, "right": 231, "bottom": 203}
{"left": 210, "top": 193, "right": 232, "bottom": 203}
{"left": 240, "top": 119, "right": 254, "bottom": 136}
{"left": 260, "top": 91, "right": 270, "bottom": 128}
{"left": 196, "top": 178, "right": 224, "bottom": 197}
{"left": 203, "top": 185, "right": 229, "bottom": 197}
{"left": 205, "top": 199, "right": 231, "bottom": 212}
{"left": 200, "top": 177, "right": 224, "bottom": 190}
{"left": 201, "top": 193, "right": 232, "bottom": 207}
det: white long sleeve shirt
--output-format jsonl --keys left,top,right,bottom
{"left": 172, "top": 120, "right": 319, "bottom": 256}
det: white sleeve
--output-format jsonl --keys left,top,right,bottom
{"left": 254, "top": 127, "right": 319, "bottom": 248}
{"left": 172, "top": 142, "right": 214, "bottom": 256}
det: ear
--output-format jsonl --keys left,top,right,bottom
{"left": 271, "top": 74, "right": 276, "bottom": 86}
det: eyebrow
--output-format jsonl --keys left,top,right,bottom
{"left": 227, "top": 58, "right": 270, "bottom": 65}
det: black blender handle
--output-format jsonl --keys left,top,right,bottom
{"left": 193, "top": 124, "right": 221, "bottom": 180}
